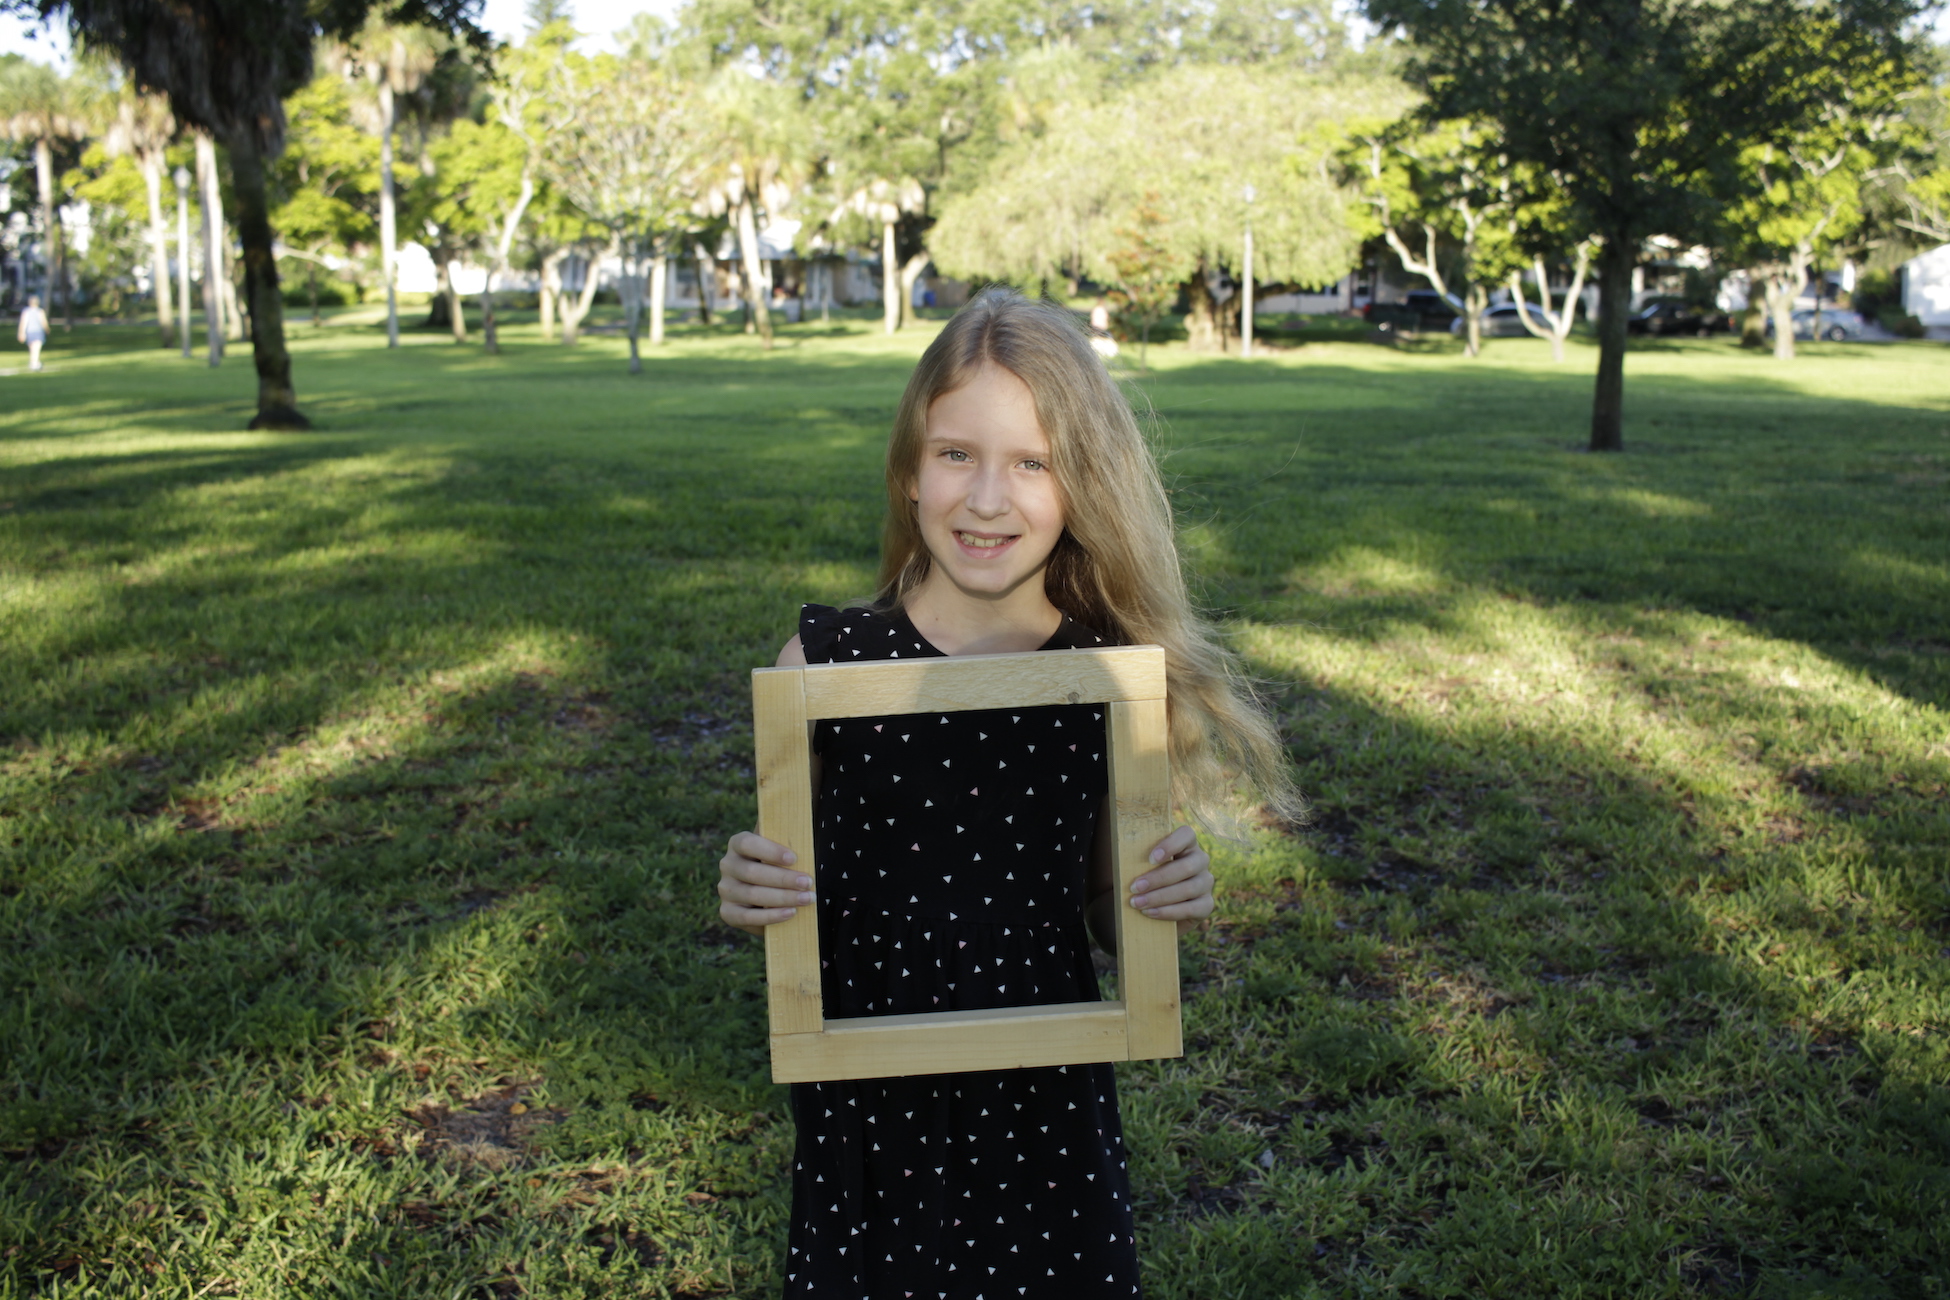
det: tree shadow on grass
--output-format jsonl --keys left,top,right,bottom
{"left": 1127, "top": 605, "right": 1947, "bottom": 1298}
{"left": 2, "top": 337, "right": 1945, "bottom": 1295}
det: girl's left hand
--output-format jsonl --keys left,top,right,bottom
{"left": 1129, "top": 825, "right": 1212, "bottom": 928}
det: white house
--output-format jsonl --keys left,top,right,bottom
{"left": 1901, "top": 244, "right": 1950, "bottom": 328}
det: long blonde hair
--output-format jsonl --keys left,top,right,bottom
{"left": 877, "top": 288, "right": 1302, "bottom": 827}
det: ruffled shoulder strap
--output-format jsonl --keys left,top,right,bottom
{"left": 798, "top": 603, "right": 846, "bottom": 665}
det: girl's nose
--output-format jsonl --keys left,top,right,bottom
{"left": 964, "top": 467, "right": 1010, "bottom": 517}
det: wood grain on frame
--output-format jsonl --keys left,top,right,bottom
{"left": 751, "top": 667, "right": 822, "bottom": 1037}
{"left": 754, "top": 645, "right": 1179, "bottom": 1083}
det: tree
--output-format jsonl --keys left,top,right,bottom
{"left": 99, "top": 82, "right": 177, "bottom": 345}
{"left": 1728, "top": 136, "right": 1873, "bottom": 359}
{"left": 546, "top": 48, "right": 703, "bottom": 369}
{"left": 424, "top": 116, "right": 535, "bottom": 354}
{"left": 333, "top": 17, "right": 443, "bottom": 348}
{"left": 1347, "top": 118, "right": 1519, "bottom": 357}
{"left": 932, "top": 63, "right": 1378, "bottom": 350}
{"left": 270, "top": 73, "right": 377, "bottom": 326}
{"left": 0, "top": 57, "right": 88, "bottom": 327}
{"left": 697, "top": 68, "right": 809, "bottom": 349}
{"left": 11, "top": 0, "right": 487, "bottom": 429}
{"left": 1364, "top": 0, "right": 1933, "bottom": 452}
{"left": 1507, "top": 238, "right": 1596, "bottom": 363}
{"left": 1105, "top": 192, "right": 1176, "bottom": 371}
{"left": 829, "top": 175, "right": 925, "bottom": 334}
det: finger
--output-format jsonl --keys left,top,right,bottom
{"left": 720, "top": 902, "right": 800, "bottom": 928}
{"left": 725, "top": 858, "right": 815, "bottom": 892}
{"left": 1145, "top": 824, "right": 1198, "bottom": 867}
{"left": 1136, "top": 895, "right": 1212, "bottom": 922}
{"left": 1129, "top": 849, "right": 1207, "bottom": 895}
{"left": 1131, "top": 869, "right": 1212, "bottom": 912}
{"left": 727, "top": 831, "right": 798, "bottom": 868}
{"left": 718, "top": 877, "right": 816, "bottom": 909}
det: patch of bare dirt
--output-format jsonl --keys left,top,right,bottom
{"left": 410, "top": 1082, "right": 567, "bottom": 1171}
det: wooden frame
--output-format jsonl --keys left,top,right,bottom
{"left": 752, "top": 645, "right": 1182, "bottom": 1083}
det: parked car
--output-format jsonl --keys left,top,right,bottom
{"left": 1364, "top": 290, "right": 1463, "bottom": 333}
{"left": 1450, "top": 301, "right": 1555, "bottom": 337}
{"left": 1785, "top": 308, "right": 1868, "bottom": 341}
{"left": 1627, "top": 297, "right": 1731, "bottom": 336}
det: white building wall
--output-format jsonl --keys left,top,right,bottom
{"left": 1902, "top": 244, "right": 1950, "bottom": 326}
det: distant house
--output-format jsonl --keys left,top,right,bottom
{"left": 1902, "top": 244, "right": 1950, "bottom": 327}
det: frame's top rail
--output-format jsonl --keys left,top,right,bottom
{"left": 754, "top": 644, "right": 1166, "bottom": 721}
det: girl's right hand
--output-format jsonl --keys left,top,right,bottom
{"left": 717, "top": 831, "right": 815, "bottom": 935}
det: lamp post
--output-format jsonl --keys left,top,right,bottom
{"left": 1241, "top": 184, "right": 1256, "bottom": 359}
{"left": 173, "top": 166, "right": 192, "bottom": 359}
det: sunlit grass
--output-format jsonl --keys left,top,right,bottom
{"left": 2, "top": 312, "right": 1946, "bottom": 1298}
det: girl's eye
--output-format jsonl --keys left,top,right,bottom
{"left": 1021, "top": 460, "right": 1046, "bottom": 472}
{"left": 944, "top": 449, "right": 970, "bottom": 462}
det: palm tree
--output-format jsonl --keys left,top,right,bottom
{"left": 52, "top": 0, "right": 486, "bottom": 430}
{"left": 832, "top": 175, "right": 926, "bottom": 335}
{"left": 700, "top": 70, "right": 809, "bottom": 350}
{"left": 333, "top": 18, "right": 443, "bottom": 349}
{"left": 101, "top": 85, "right": 179, "bottom": 347}
{"left": 0, "top": 58, "right": 88, "bottom": 329}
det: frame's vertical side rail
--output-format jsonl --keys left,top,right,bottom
{"left": 1108, "top": 695, "right": 1181, "bottom": 1061}
{"left": 754, "top": 669, "right": 822, "bottom": 1037}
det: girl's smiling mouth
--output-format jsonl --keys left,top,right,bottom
{"left": 955, "top": 531, "right": 1019, "bottom": 553}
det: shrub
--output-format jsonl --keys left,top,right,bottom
{"left": 1878, "top": 308, "right": 1926, "bottom": 338}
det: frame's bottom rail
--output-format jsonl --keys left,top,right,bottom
{"left": 771, "top": 1001, "right": 1153, "bottom": 1083}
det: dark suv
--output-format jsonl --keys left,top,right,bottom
{"left": 1365, "top": 290, "right": 1463, "bottom": 333}
{"left": 1627, "top": 297, "right": 1730, "bottom": 336}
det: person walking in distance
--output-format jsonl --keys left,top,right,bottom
{"left": 17, "top": 295, "right": 49, "bottom": 371}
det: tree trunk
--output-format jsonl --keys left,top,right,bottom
{"left": 1463, "top": 282, "right": 1487, "bottom": 357}
{"left": 649, "top": 249, "right": 666, "bottom": 346}
{"left": 694, "top": 244, "right": 714, "bottom": 325}
{"left": 224, "top": 131, "right": 308, "bottom": 430}
{"left": 444, "top": 260, "right": 466, "bottom": 340}
{"left": 623, "top": 244, "right": 644, "bottom": 375}
{"left": 139, "top": 150, "right": 174, "bottom": 347}
{"left": 176, "top": 180, "right": 192, "bottom": 359}
{"left": 1589, "top": 239, "right": 1632, "bottom": 453}
{"left": 379, "top": 80, "right": 399, "bottom": 349}
{"left": 32, "top": 138, "right": 68, "bottom": 331}
{"left": 559, "top": 244, "right": 605, "bottom": 345}
{"left": 539, "top": 246, "right": 564, "bottom": 341}
{"left": 1740, "top": 305, "right": 1765, "bottom": 348}
{"left": 881, "top": 220, "right": 900, "bottom": 333}
{"left": 735, "top": 195, "right": 772, "bottom": 348}
{"left": 898, "top": 250, "right": 930, "bottom": 329}
{"left": 197, "top": 133, "right": 223, "bottom": 366}
{"left": 1767, "top": 271, "right": 1796, "bottom": 361}
{"left": 1185, "top": 261, "right": 1223, "bottom": 352}
{"left": 480, "top": 274, "right": 498, "bottom": 354}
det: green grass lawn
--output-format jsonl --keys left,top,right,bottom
{"left": 2, "top": 308, "right": 1946, "bottom": 1299}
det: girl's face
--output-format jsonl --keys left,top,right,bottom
{"left": 910, "top": 364, "right": 1067, "bottom": 607}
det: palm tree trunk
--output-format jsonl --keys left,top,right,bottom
{"left": 197, "top": 134, "right": 223, "bottom": 365}
{"left": 379, "top": 80, "right": 399, "bottom": 349}
{"left": 649, "top": 247, "right": 666, "bottom": 346}
{"left": 881, "top": 219, "right": 898, "bottom": 334}
{"left": 736, "top": 195, "right": 772, "bottom": 348}
{"left": 139, "top": 150, "right": 174, "bottom": 347}
{"left": 224, "top": 130, "right": 308, "bottom": 429}
{"left": 693, "top": 243, "right": 715, "bottom": 325}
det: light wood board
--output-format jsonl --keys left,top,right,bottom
{"left": 753, "top": 644, "right": 1180, "bottom": 1083}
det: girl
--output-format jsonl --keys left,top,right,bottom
{"left": 718, "top": 289, "right": 1296, "bottom": 1297}
{"left": 16, "top": 295, "right": 48, "bottom": 372}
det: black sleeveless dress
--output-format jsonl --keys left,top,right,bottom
{"left": 785, "top": 603, "right": 1143, "bottom": 1299}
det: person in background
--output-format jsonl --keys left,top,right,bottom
{"left": 17, "top": 294, "right": 48, "bottom": 371}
